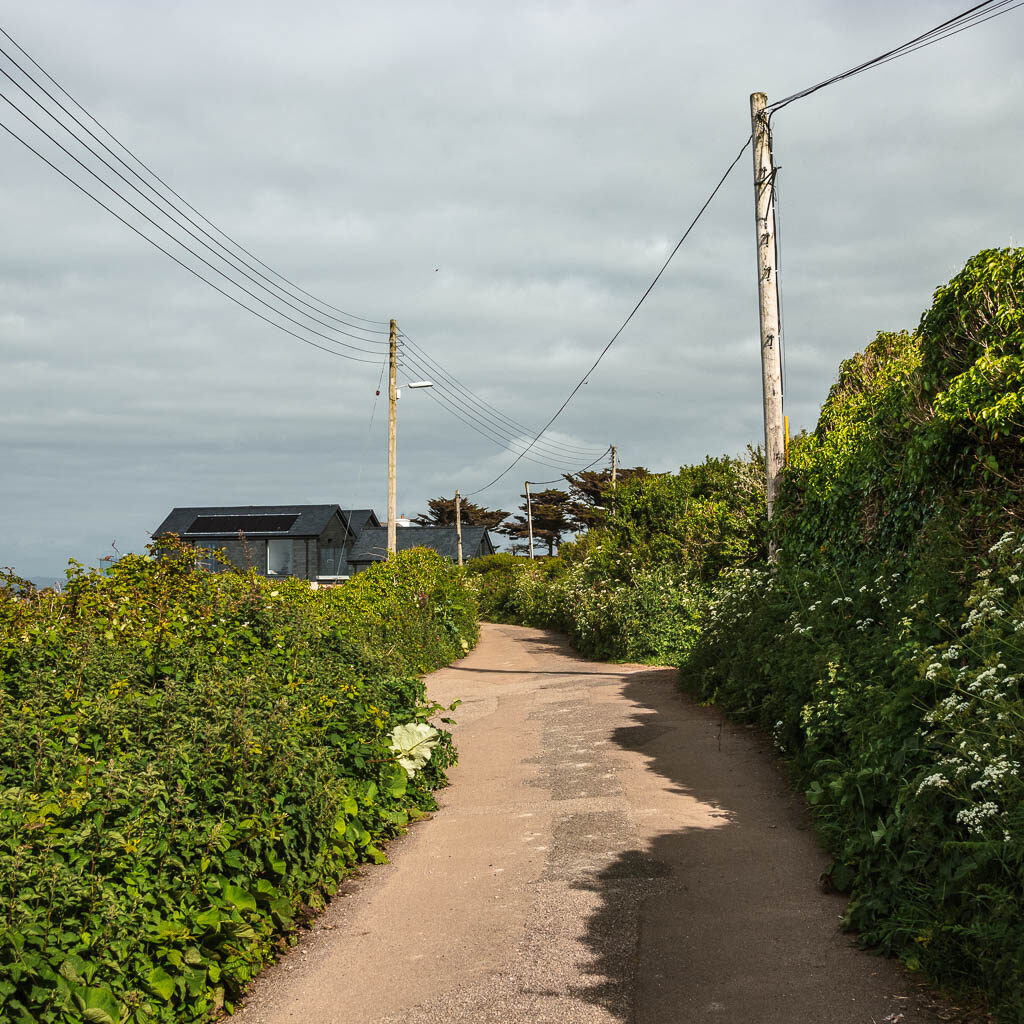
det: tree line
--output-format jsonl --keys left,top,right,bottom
{"left": 412, "top": 466, "right": 651, "bottom": 555}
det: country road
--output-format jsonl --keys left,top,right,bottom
{"left": 232, "top": 622, "right": 946, "bottom": 1024}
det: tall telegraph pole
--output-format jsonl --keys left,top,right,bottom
{"left": 455, "top": 489, "right": 464, "bottom": 567}
{"left": 387, "top": 319, "right": 398, "bottom": 556}
{"left": 750, "top": 93, "right": 784, "bottom": 522}
{"left": 611, "top": 445, "right": 617, "bottom": 489}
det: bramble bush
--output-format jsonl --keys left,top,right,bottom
{"left": 0, "top": 541, "right": 477, "bottom": 1023}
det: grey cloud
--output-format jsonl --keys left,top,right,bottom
{"left": 2, "top": 0, "right": 1022, "bottom": 573}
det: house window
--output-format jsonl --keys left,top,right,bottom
{"left": 193, "top": 540, "right": 221, "bottom": 572}
{"left": 266, "top": 539, "right": 293, "bottom": 577}
{"left": 318, "top": 538, "right": 345, "bottom": 576}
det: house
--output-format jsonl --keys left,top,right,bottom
{"left": 346, "top": 524, "right": 496, "bottom": 573}
{"left": 152, "top": 505, "right": 380, "bottom": 580}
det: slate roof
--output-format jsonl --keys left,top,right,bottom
{"left": 348, "top": 526, "right": 495, "bottom": 564}
{"left": 339, "top": 509, "right": 381, "bottom": 535}
{"left": 153, "top": 505, "right": 368, "bottom": 539}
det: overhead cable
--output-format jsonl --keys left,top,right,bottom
{"left": 398, "top": 330, "right": 608, "bottom": 458}
{"left": 398, "top": 348, "right": 600, "bottom": 473}
{"left": 0, "top": 25, "right": 389, "bottom": 331}
{"left": 398, "top": 342, "right": 611, "bottom": 465}
{"left": 0, "top": 93, "right": 388, "bottom": 360}
{"left": 465, "top": 135, "right": 754, "bottom": 497}
{"left": 0, "top": 116, "right": 382, "bottom": 364}
{"left": 767, "top": 0, "right": 1023, "bottom": 113}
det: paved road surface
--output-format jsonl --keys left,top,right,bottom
{"left": 233, "top": 623, "right": 945, "bottom": 1024}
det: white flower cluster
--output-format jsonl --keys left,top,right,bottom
{"left": 969, "top": 755, "right": 1021, "bottom": 792}
{"left": 988, "top": 531, "right": 1017, "bottom": 556}
{"left": 955, "top": 801, "right": 1002, "bottom": 835}
{"left": 916, "top": 773, "right": 947, "bottom": 796}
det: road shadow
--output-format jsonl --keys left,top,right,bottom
{"left": 550, "top": 647, "right": 944, "bottom": 1024}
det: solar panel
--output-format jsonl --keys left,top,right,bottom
{"left": 185, "top": 514, "right": 300, "bottom": 535}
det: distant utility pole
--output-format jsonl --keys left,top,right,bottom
{"left": 525, "top": 481, "right": 535, "bottom": 560}
{"left": 611, "top": 445, "right": 617, "bottom": 489}
{"left": 455, "top": 489, "right": 464, "bottom": 567}
{"left": 750, "top": 92, "right": 785, "bottom": 524}
{"left": 387, "top": 318, "right": 398, "bottom": 556}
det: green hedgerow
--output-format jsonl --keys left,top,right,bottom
{"left": 0, "top": 540, "right": 476, "bottom": 1023}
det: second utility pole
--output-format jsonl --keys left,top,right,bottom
{"left": 525, "top": 481, "right": 535, "bottom": 560}
{"left": 750, "top": 93, "right": 784, "bottom": 523}
{"left": 387, "top": 318, "right": 398, "bottom": 556}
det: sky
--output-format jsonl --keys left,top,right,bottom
{"left": 1, "top": 0, "right": 1021, "bottom": 576}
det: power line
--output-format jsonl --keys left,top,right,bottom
{"left": 465, "top": 135, "right": 753, "bottom": 497}
{"left": 0, "top": 25, "right": 390, "bottom": 331}
{"left": 0, "top": 115, "right": 382, "bottom": 364}
{"left": 397, "top": 342, "right": 612, "bottom": 465}
{"left": 399, "top": 349, "right": 600, "bottom": 474}
{"left": 398, "top": 330, "right": 608, "bottom": 458}
{"left": 0, "top": 93, "right": 387, "bottom": 360}
{"left": 525, "top": 455, "right": 613, "bottom": 488}
{"left": 767, "top": 0, "right": 1022, "bottom": 113}
{"left": 0, "top": 45, "right": 390, "bottom": 345}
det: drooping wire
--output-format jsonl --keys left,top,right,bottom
{"left": 398, "top": 330, "right": 608, "bottom": 458}
{"left": 465, "top": 134, "right": 753, "bottom": 497}
{"left": 524, "top": 451, "right": 613, "bottom": 488}
{"left": 397, "top": 342, "right": 611, "bottom": 466}
{"left": 767, "top": 0, "right": 1022, "bottom": 113}
{"left": 0, "top": 115, "right": 382, "bottom": 364}
{"left": 399, "top": 353, "right": 596, "bottom": 474}
{"left": 0, "top": 25, "right": 390, "bottom": 330}
{"left": 0, "top": 98, "right": 386, "bottom": 360}
{"left": 0, "top": 48, "right": 390, "bottom": 345}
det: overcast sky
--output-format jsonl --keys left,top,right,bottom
{"left": 1, "top": 0, "right": 1021, "bottom": 576}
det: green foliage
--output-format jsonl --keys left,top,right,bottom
{"left": 685, "top": 247, "right": 1024, "bottom": 1022}
{"left": 411, "top": 497, "right": 508, "bottom": 530}
{"left": 0, "top": 541, "right": 477, "bottom": 1023}
{"left": 497, "top": 488, "right": 574, "bottom": 557}
{"left": 466, "top": 454, "right": 765, "bottom": 664}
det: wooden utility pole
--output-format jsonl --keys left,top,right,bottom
{"left": 525, "top": 481, "right": 535, "bottom": 560}
{"left": 611, "top": 445, "right": 617, "bottom": 489}
{"left": 750, "top": 92, "right": 785, "bottom": 522}
{"left": 387, "top": 319, "right": 398, "bottom": 556}
{"left": 455, "top": 489, "right": 463, "bottom": 567}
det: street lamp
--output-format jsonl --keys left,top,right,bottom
{"left": 387, "top": 320, "right": 433, "bottom": 555}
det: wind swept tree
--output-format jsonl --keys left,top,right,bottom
{"left": 498, "top": 488, "right": 573, "bottom": 556}
{"left": 412, "top": 497, "right": 509, "bottom": 530}
{"left": 563, "top": 466, "right": 651, "bottom": 531}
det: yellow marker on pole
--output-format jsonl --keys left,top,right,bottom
{"left": 784, "top": 415, "right": 790, "bottom": 464}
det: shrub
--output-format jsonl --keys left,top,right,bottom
{"left": 0, "top": 542, "right": 476, "bottom": 1023}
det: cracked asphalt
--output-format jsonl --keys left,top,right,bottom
{"left": 231, "top": 622, "right": 949, "bottom": 1024}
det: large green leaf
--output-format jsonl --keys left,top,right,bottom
{"left": 146, "top": 966, "right": 176, "bottom": 1001}
{"left": 223, "top": 884, "right": 257, "bottom": 911}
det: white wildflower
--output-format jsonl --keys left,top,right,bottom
{"left": 988, "top": 531, "right": 1016, "bottom": 556}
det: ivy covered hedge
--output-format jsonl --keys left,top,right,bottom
{"left": 0, "top": 542, "right": 477, "bottom": 1023}
{"left": 685, "top": 247, "right": 1024, "bottom": 1021}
